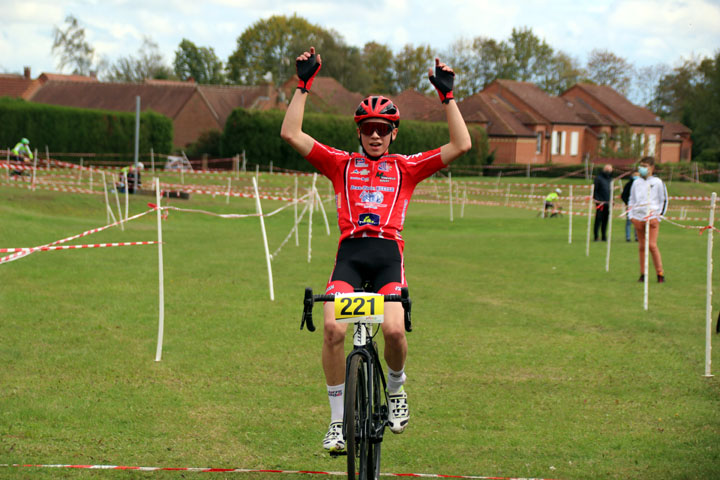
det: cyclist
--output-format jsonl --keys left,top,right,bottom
{"left": 10, "top": 137, "right": 33, "bottom": 177}
{"left": 281, "top": 46, "right": 471, "bottom": 453}
{"left": 543, "top": 188, "right": 562, "bottom": 217}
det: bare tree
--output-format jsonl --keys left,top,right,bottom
{"left": 51, "top": 15, "right": 95, "bottom": 75}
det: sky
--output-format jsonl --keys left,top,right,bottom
{"left": 1, "top": 0, "right": 719, "bottom": 77}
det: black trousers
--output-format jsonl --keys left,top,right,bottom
{"left": 594, "top": 203, "right": 609, "bottom": 240}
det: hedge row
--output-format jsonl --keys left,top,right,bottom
{"left": 0, "top": 97, "right": 173, "bottom": 156}
{"left": 221, "top": 108, "right": 488, "bottom": 172}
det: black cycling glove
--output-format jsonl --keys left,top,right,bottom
{"left": 296, "top": 53, "right": 321, "bottom": 93}
{"left": 429, "top": 65, "right": 455, "bottom": 104}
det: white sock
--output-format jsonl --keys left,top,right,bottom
{"left": 327, "top": 383, "right": 344, "bottom": 422}
{"left": 387, "top": 366, "right": 406, "bottom": 394}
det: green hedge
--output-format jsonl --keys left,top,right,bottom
{"left": 0, "top": 97, "right": 173, "bottom": 156}
{"left": 222, "top": 108, "right": 488, "bottom": 172}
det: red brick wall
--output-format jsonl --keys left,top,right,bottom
{"left": 173, "top": 92, "right": 223, "bottom": 148}
{"left": 660, "top": 142, "right": 681, "bottom": 163}
{"left": 489, "top": 138, "right": 538, "bottom": 164}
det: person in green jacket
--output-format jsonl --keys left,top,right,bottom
{"left": 10, "top": 138, "right": 33, "bottom": 177}
{"left": 543, "top": 188, "right": 562, "bottom": 217}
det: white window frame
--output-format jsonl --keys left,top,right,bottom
{"left": 551, "top": 131, "right": 559, "bottom": 155}
{"left": 570, "top": 132, "right": 579, "bottom": 156}
{"left": 536, "top": 132, "right": 542, "bottom": 154}
{"left": 560, "top": 131, "right": 567, "bottom": 155}
{"left": 648, "top": 134, "right": 656, "bottom": 156}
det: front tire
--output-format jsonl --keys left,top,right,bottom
{"left": 345, "top": 355, "right": 370, "bottom": 480}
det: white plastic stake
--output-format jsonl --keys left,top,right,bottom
{"left": 605, "top": 180, "right": 614, "bottom": 272}
{"left": 77, "top": 158, "right": 83, "bottom": 185}
{"left": 448, "top": 172, "right": 454, "bottom": 222}
{"left": 151, "top": 147, "right": 155, "bottom": 173}
{"left": 308, "top": 174, "right": 317, "bottom": 263}
{"left": 101, "top": 171, "right": 115, "bottom": 224}
{"left": 505, "top": 184, "right": 510, "bottom": 207}
{"left": 586, "top": 184, "right": 595, "bottom": 257}
{"left": 461, "top": 185, "right": 467, "bottom": 218}
{"left": 252, "top": 176, "right": 274, "bottom": 301}
{"left": 568, "top": 185, "right": 573, "bottom": 244}
{"left": 31, "top": 153, "right": 37, "bottom": 191}
{"left": 154, "top": 177, "right": 165, "bottom": 362}
{"left": 124, "top": 172, "right": 129, "bottom": 221}
{"left": 113, "top": 181, "right": 124, "bottom": 231}
{"left": 704, "top": 192, "right": 716, "bottom": 377}
{"left": 89, "top": 166, "right": 93, "bottom": 191}
{"left": 294, "top": 177, "right": 299, "bottom": 247}
{"left": 226, "top": 178, "right": 232, "bottom": 205}
{"left": 314, "top": 187, "right": 331, "bottom": 235}
{"left": 529, "top": 184, "right": 535, "bottom": 204}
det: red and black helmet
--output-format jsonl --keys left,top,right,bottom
{"left": 354, "top": 96, "right": 400, "bottom": 126}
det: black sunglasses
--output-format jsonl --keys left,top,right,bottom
{"left": 359, "top": 122, "right": 394, "bottom": 137}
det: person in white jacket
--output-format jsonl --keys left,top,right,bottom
{"left": 628, "top": 156, "right": 668, "bottom": 283}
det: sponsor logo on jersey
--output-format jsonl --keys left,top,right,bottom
{"left": 350, "top": 176, "right": 370, "bottom": 182}
{"left": 376, "top": 186, "right": 395, "bottom": 192}
{"left": 378, "top": 161, "right": 391, "bottom": 172}
{"left": 355, "top": 158, "right": 368, "bottom": 167}
{"left": 376, "top": 171, "right": 396, "bottom": 182}
{"left": 352, "top": 169, "right": 370, "bottom": 175}
{"left": 358, "top": 213, "right": 380, "bottom": 226}
{"left": 360, "top": 191, "right": 384, "bottom": 204}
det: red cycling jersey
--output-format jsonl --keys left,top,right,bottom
{"left": 305, "top": 141, "right": 445, "bottom": 251}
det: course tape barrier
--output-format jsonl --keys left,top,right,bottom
{"left": 0, "top": 178, "right": 101, "bottom": 195}
{"left": 0, "top": 209, "right": 157, "bottom": 265}
{"left": 0, "top": 464, "right": 556, "bottom": 480}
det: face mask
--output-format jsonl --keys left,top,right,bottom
{"left": 638, "top": 166, "right": 649, "bottom": 177}
{"left": 632, "top": 175, "right": 639, "bottom": 180}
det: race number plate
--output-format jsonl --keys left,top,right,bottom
{"left": 334, "top": 292, "right": 384, "bottom": 323}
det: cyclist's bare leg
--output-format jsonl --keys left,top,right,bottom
{"left": 381, "top": 303, "right": 407, "bottom": 372}
{"left": 322, "top": 302, "right": 348, "bottom": 385}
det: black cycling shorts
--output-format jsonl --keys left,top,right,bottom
{"left": 326, "top": 237, "right": 406, "bottom": 295}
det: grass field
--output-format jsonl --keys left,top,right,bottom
{"left": 1, "top": 172, "right": 720, "bottom": 479}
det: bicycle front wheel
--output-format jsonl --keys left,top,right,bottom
{"left": 345, "top": 354, "right": 373, "bottom": 480}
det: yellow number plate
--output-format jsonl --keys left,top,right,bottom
{"left": 334, "top": 293, "right": 384, "bottom": 323}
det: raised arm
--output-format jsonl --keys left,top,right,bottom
{"left": 429, "top": 58, "right": 472, "bottom": 165}
{"left": 280, "top": 47, "right": 322, "bottom": 157}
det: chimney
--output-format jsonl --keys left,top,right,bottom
{"left": 23, "top": 66, "right": 31, "bottom": 79}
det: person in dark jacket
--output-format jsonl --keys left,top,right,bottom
{"left": 621, "top": 171, "right": 639, "bottom": 242}
{"left": 593, "top": 164, "right": 613, "bottom": 241}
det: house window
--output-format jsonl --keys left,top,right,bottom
{"left": 648, "top": 134, "right": 656, "bottom": 156}
{"left": 560, "top": 131, "right": 567, "bottom": 155}
{"left": 536, "top": 133, "right": 542, "bottom": 154}
{"left": 551, "top": 131, "right": 559, "bottom": 155}
{"left": 600, "top": 133, "right": 607, "bottom": 149}
{"left": 570, "top": 132, "right": 579, "bottom": 156}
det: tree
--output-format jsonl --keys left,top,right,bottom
{"left": 506, "top": 27, "right": 554, "bottom": 83}
{"left": 584, "top": 49, "right": 634, "bottom": 96}
{"left": 650, "top": 57, "right": 703, "bottom": 120}
{"left": 632, "top": 63, "right": 670, "bottom": 108}
{"left": 682, "top": 53, "right": 720, "bottom": 159}
{"left": 537, "top": 51, "right": 583, "bottom": 95}
{"left": 393, "top": 44, "right": 434, "bottom": 93}
{"left": 361, "top": 42, "right": 395, "bottom": 94}
{"left": 105, "top": 37, "right": 175, "bottom": 82}
{"left": 51, "top": 15, "right": 95, "bottom": 75}
{"left": 227, "top": 14, "right": 324, "bottom": 85}
{"left": 174, "top": 39, "right": 225, "bottom": 84}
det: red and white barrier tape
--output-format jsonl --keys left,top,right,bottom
{"left": 1, "top": 178, "right": 101, "bottom": 195}
{"left": 0, "top": 208, "right": 157, "bottom": 265}
{"left": 0, "top": 464, "right": 556, "bottom": 480}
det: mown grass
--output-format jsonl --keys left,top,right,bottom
{"left": 1, "top": 174, "right": 719, "bottom": 480}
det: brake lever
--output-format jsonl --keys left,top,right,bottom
{"left": 301, "top": 287, "right": 316, "bottom": 332}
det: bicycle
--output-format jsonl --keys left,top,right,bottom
{"left": 301, "top": 285, "right": 412, "bottom": 480}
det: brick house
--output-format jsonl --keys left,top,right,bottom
{"left": 560, "top": 83, "right": 672, "bottom": 162}
{"left": 480, "top": 79, "right": 589, "bottom": 164}
{"left": 28, "top": 76, "right": 281, "bottom": 148}
{"left": 457, "top": 92, "right": 538, "bottom": 164}
{"left": 660, "top": 121, "right": 693, "bottom": 163}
